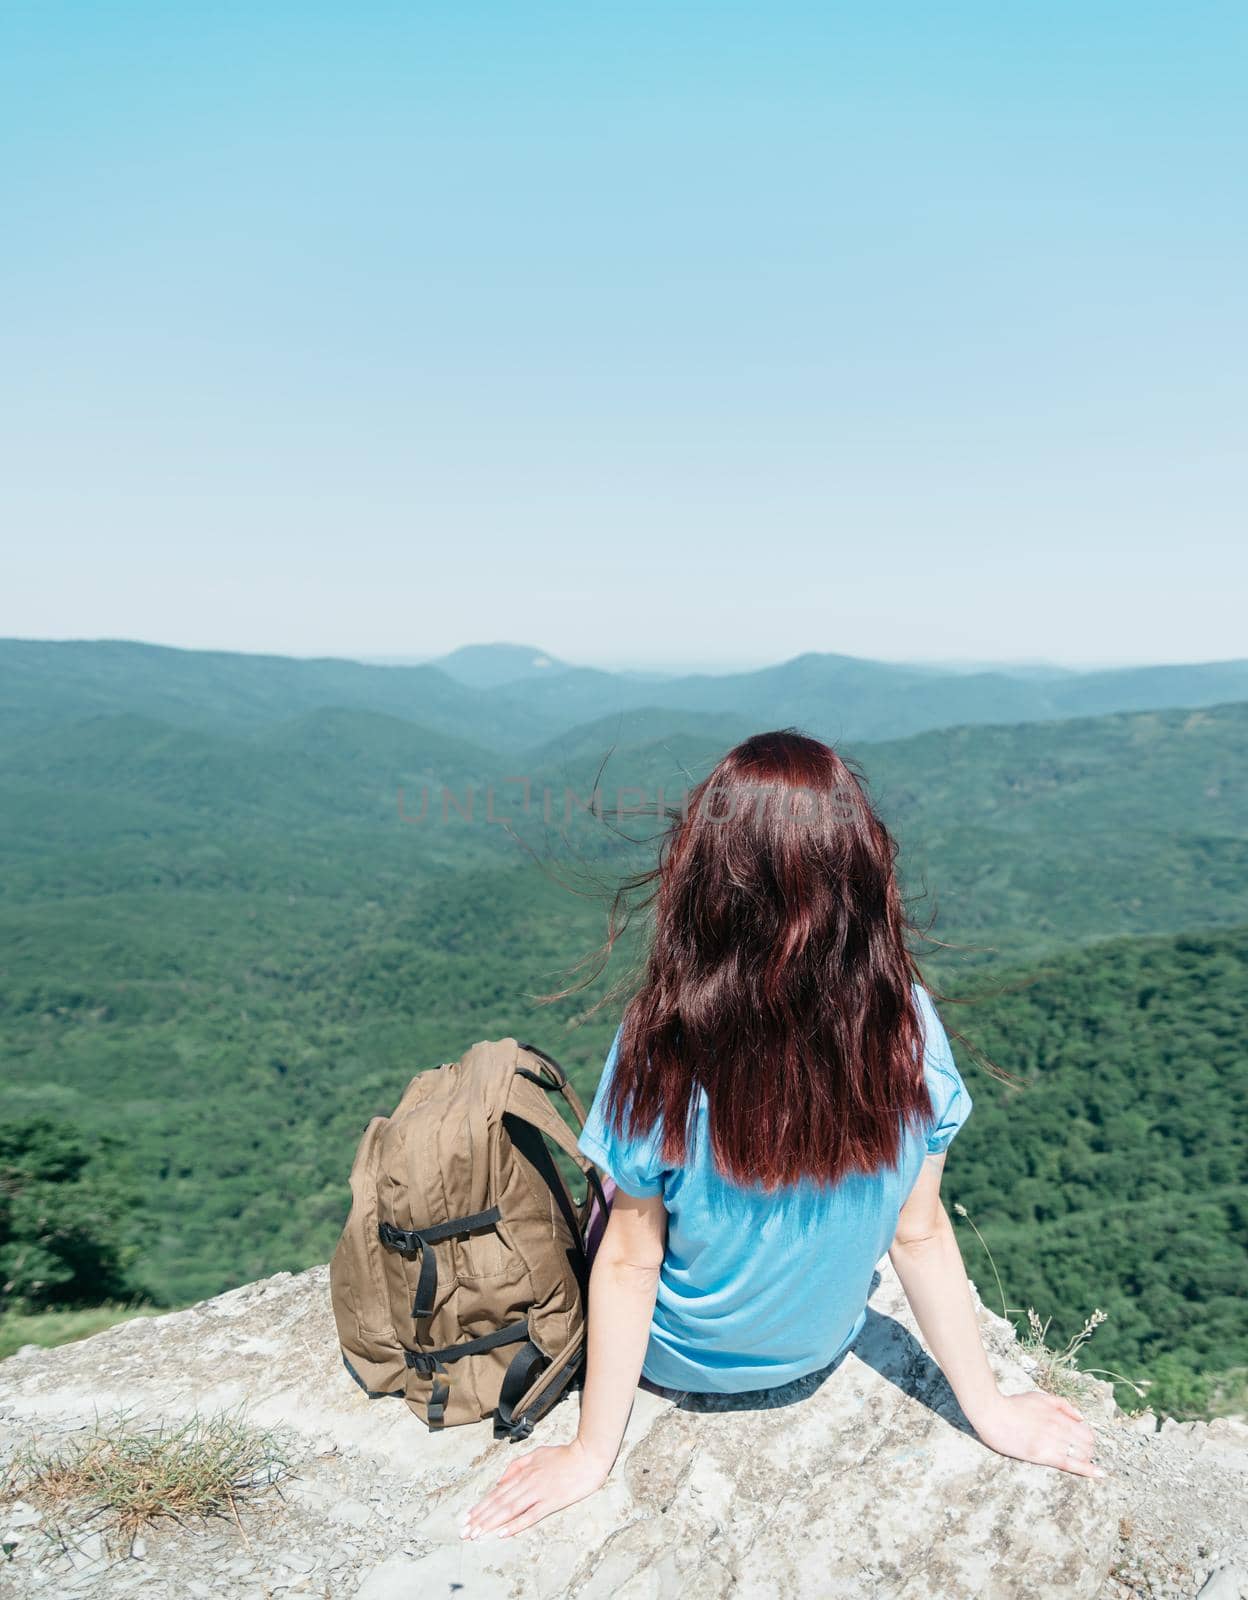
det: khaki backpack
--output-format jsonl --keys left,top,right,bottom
{"left": 329, "top": 1038, "right": 607, "bottom": 1440}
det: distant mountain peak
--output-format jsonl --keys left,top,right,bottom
{"left": 431, "top": 642, "right": 570, "bottom": 690}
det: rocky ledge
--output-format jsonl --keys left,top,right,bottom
{"left": 0, "top": 1259, "right": 1244, "bottom": 1599}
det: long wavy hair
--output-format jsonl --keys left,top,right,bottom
{"left": 601, "top": 730, "right": 937, "bottom": 1190}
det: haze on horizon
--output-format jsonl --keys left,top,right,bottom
{"left": 359, "top": 641, "right": 1217, "bottom": 677}
{"left": 6, "top": 634, "right": 1242, "bottom": 679}
{"left": 3, "top": 5, "right": 1245, "bottom": 669}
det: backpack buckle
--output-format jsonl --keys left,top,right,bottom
{"left": 494, "top": 1413, "right": 535, "bottom": 1442}
{"left": 404, "top": 1350, "right": 439, "bottom": 1378}
{"left": 379, "top": 1221, "right": 419, "bottom": 1252}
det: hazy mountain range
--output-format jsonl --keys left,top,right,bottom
{"left": 4, "top": 637, "right": 1248, "bottom": 751}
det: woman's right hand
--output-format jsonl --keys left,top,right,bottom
{"left": 969, "top": 1390, "right": 1107, "bottom": 1478}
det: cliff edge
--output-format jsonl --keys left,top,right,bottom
{"left": 1, "top": 1259, "right": 1244, "bottom": 1599}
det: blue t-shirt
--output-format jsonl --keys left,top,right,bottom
{"left": 576, "top": 984, "right": 974, "bottom": 1393}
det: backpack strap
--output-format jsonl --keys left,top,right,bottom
{"left": 379, "top": 1206, "right": 502, "bottom": 1319}
{"left": 492, "top": 1047, "right": 609, "bottom": 1439}
{"left": 510, "top": 1044, "right": 609, "bottom": 1220}
{"left": 404, "top": 1317, "right": 532, "bottom": 1427}
{"left": 517, "top": 1041, "right": 590, "bottom": 1124}
{"left": 494, "top": 1330, "right": 585, "bottom": 1441}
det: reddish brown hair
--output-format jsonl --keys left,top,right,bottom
{"left": 603, "top": 730, "right": 935, "bottom": 1189}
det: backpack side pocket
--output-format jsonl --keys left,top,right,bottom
{"left": 329, "top": 1116, "right": 407, "bottom": 1396}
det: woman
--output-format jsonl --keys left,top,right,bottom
{"left": 462, "top": 730, "right": 1104, "bottom": 1541}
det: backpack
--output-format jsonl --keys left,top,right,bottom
{"left": 329, "top": 1038, "right": 607, "bottom": 1440}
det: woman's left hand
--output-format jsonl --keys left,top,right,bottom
{"left": 461, "top": 1439, "right": 611, "bottom": 1540}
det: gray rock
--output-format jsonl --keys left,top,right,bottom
{"left": 66, "top": 1531, "right": 107, "bottom": 1571}
{"left": 1, "top": 1501, "right": 42, "bottom": 1529}
{"left": 1160, "top": 1416, "right": 1208, "bottom": 1439}
{"left": 332, "top": 1497, "right": 374, "bottom": 1528}
{"left": 276, "top": 1550, "right": 317, "bottom": 1574}
{"left": 1197, "top": 1566, "right": 1248, "bottom": 1600}
{"left": 355, "top": 1557, "right": 426, "bottom": 1599}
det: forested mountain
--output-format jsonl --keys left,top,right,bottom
{"left": 525, "top": 701, "right": 1248, "bottom": 963}
{"left": 3, "top": 693, "right": 1244, "bottom": 954}
{"left": 500, "top": 648, "right": 1248, "bottom": 745}
{"left": 5, "top": 637, "right": 1248, "bottom": 750}
{"left": 0, "top": 639, "right": 1244, "bottom": 1415}
{"left": 0, "top": 638, "right": 543, "bottom": 748}
{"left": 945, "top": 927, "right": 1247, "bottom": 1404}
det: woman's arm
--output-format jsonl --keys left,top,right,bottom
{"left": 889, "top": 1153, "right": 1106, "bottom": 1479}
{"left": 461, "top": 1188, "right": 667, "bottom": 1540}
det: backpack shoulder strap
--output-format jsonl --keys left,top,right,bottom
{"left": 515, "top": 1040, "right": 589, "bottom": 1124}
{"left": 494, "top": 1327, "right": 585, "bottom": 1441}
{"left": 505, "top": 1044, "right": 608, "bottom": 1216}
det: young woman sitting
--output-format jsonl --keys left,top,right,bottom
{"left": 463, "top": 730, "right": 1103, "bottom": 1540}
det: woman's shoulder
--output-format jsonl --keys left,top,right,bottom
{"left": 909, "top": 981, "right": 974, "bottom": 1153}
{"left": 910, "top": 980, "right": 951, "bottom": 1065}
{"left": 575, "top": 1022, "right": 668, "bottom": 1198}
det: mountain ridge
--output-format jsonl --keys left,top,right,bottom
{"left": 5, "top": 637, "right": 1248, "bottom": 753}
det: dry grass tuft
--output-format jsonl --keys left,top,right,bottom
{"left": 1014, "top": 1304, "right": 1143, "bottom": 1404}
{"left": 3, "top": 1406, "right": 292, "bottom": 1548}
{"left": 951, "top": 1201, "right": 1146, "bottom": 1408}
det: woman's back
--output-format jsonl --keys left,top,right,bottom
{"left": 577, "top": 982, "right": 974, "bottom": 1393}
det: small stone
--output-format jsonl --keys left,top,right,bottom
{"left": 325, "top": 1547, "right": 354, "bottom": 1572}
{"left": 1128, "top": 1410, "right": 1158, "bottom": 1435}
{"left": 186, "top": 1581, "right": 215, "bottom": 1598}
{"left": 130, "top": 1535, "right": 147, "bottom": 1560}
{"left": 277, "top": 1549, "right": 317, "bottom": 1574}
{"left": 67, "top": 1531, "right": 107, "bottom": 1570}
{"left": 331, "top": 1497, "right": 373, "bottom": 1528}
{"left": 222, "top": 1555, "right": 256, "bottom": 1576}
{"left": 2, "top": 1501, "right": 42, "bottom": 1529}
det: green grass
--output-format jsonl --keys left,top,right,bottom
{"left": 0, "top": 1304, "right": 162, "bottom": 1363}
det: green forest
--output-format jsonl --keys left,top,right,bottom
{"left": 1, "top": 640, "right": 1245, "bottom": 1418}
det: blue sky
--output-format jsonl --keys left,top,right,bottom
{"left": 2, "top": 3, "right": 1245, "bottom": 670}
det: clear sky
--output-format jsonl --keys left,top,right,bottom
{"left": 2, "top": 3, "right": 1245, "bottom": 671}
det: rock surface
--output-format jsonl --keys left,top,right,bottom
{"left": 0, "top": 1259, "right": 1243, "bottom": 1598}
